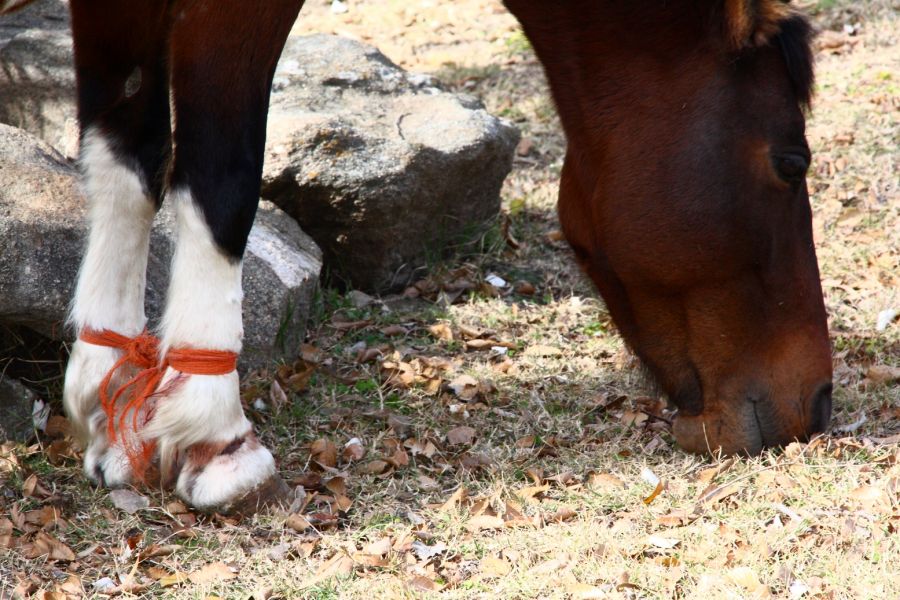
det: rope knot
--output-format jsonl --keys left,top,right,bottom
{"left": 123, "top": 332, "right": 160, "bottom": 369}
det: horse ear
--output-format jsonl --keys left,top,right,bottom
{"left": 723, "top": 0, "right": 793, "bottom": 50}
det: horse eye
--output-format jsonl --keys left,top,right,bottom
{"left": 772, "top": 152, "right": 810, "bottom": 184}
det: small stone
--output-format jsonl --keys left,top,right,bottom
{"left": 347, "top": 290, "right": 375, "bottom": 309}
{"left": 876, "top": 308, "right": 897, "bottom": 332}
{"left": 485, "top": 273, "right": 508, "bottom": 288}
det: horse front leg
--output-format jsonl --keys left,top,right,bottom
{"left": 142, "top": 0, "right": 304, "bottom": 512}
{"left": 63, "top": 0, "right": 171, "bottom": 487}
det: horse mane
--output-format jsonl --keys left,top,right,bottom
{"left": 720, "top": 0, "right": 816, "bottom": 108}
{"left": 772, "top": 13, "right": 815, "bottom": 108}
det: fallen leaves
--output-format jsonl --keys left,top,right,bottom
{"left": 585, "top": 472, "right": 626, "bottom": 491}
{"left": 446, "top": 425, "right": 477, "bottom": 446}
{"left": 849, "top": 485, "right": 891, "bottom": 513}
{"left": 109, "top": 489, "right": 150, "bottom": 514}
{"left": 21, "top": 531, "right": 75, "bottom": 561}
{"left": 865, "top": 364, "right": 900, "bottom": 385}
{"left": 479, "top": 554, "right": 511, "bottom": 577}
{"left": 188, "top": 561, "right": 238, "bottom": 584}
{"left": 465, "top": 514, "right": 505, "bottom": 532}
{"left": 726, "top": 567, "right": 769, "bottom": 598}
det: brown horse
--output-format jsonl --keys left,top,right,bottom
{"left": 0, "top": 0, "right": 831, "bottom": 513}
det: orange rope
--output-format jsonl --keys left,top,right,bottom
{"left": 78, "top": 328, "right": 238, "bottom": 480}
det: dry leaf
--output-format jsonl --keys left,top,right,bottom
{"left": 408, "top": 575, "right": 443, "bottom": 592}
{"left": 727, "top": 567, "right": 768, "bottom": 597}
{"left": 311, "top": 438, "right": 338, "bottom": 468}
{"left": 285, "top": 514, "right": 312, "bottom": 532}
{"left": 646, "top": 535, "right": 680, "bottom": 550}
{"left": 54, "top": 575, "right": 82, "bottom": 596}
{"left": 43, "top": 415, "right": 70, "bottom": 438}
{"left": 362, "top": 537, "right": 392, "bottom": 557}
{"left": 621, "top": 409, "right": 648, "bottom": 427}
{"left": 428, "top": 323, "right": 453, "bottom": 342}
{"left": 269, "top": 379, "right": 289, "bottom": 410}
{"left": 695, "top": 458, "right": 735, "bottom": 485}
{"left": 109, "top": 489, "right": 150, "bottom": 514}
{"left": 411, "top": 541, "right": 447, "bottom": 561}
{"left": 549, "top": 506, "right": 578, "bottom": 523}
{"left": 359, "top": 460, "right": 390, "bottom": 475}
{"left": 699, "top": 483, "right": 739, "bottom": 505}
{"left": 440, "top": 487, "right": 468, "bottom": 512}
{"left": 25, "top": 531, "right": 75, "bottom": 561}
{"left": 529, "top": 554, "right": 569, "bottom": 575}
{"left": 466, "top": 515, "right": 505, "bottom": 532}
{"left": 300, "top": 343, "right": 323, "bottom": 363}
{"left": 189, "top": 562, "right": 237, "bottom": 584}
{"left": 866, "top": 365, "right": 900, "bottom": 384}
{"left": 466, "top": 338, "right": 498, "bottom": 351}
{"left": 524, "top": 344, "right": 562, "bottom": 357}
{"left": 566, "top": 582, "right": 606, "bottom": 599}
{"left": 159, "top": 572, "right": 189, "bottom": 587}
{"left": 448, "top": 374, "right": 479, "bottom": 400}
{"left": 586, "top": 472, "right": 625, "bottom": 491}
{"left": 380, "top": 325, "right": 408, "bottom": 337}
{"left": 514, "top": 281, "right": 536, "bottom": 295}
{"left": 446, "top": 426, "right": 477, "bottom": 446}
{"left": 342, "top": 438, "right": 366, "bottom": 462}
{"left": 22, "top": 474, "right": 38, "bottom": 498}
{"left": 480, "top": 555, "right": 511, "bottom": 577}
{"left": 850, "top": 485, "right": 891, "bottom": 513}
{"left": 514, "top": 484, "right": 549, "bottom": 503}
{"left": 300, "top": 553, "right": 354, "bottom": 588}
{"left": 656, "top": 509, "right": 699, "bottom": 527}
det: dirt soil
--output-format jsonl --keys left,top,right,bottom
{"left": 1, "top": 0, "right": 898, "bottom": 598}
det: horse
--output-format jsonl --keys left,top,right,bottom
{"left": 0, "top": 0, "right": 832, "bottom": 513}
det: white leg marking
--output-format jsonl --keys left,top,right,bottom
{"left": 159, "top": 189, "right": 243, "bottom": 353}
{"left": 69, "top": 128, "right": 155, "bottom": 335}
{"left": 149, "top": 189, "right": 275, "bottom": 506}
{"left": 63, "top": 129, "right": 155, "bottom": 485}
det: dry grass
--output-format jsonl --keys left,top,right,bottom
{"left": 1, "top": 1, "right": 898, "bottom": 598}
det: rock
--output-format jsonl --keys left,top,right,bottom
{"left": 262, "top": 34, "right": 519, "bottom": 292}
{"left": 0, "top": 124, "right": 322, "bottom": 370}
{"left": 0, "top": 0, "right": 78, "bottom": 157}
{"left": 0, "top": 375, "right": 36, "bottom": 443}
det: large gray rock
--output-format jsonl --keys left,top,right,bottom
{"left": 0, "top": 376, "right": 35, "bottom": 443}
{"left": 263, "top": 35, "right": 519, "bottom": 291}
{"left": 0, "top": 124, "right": 322, "bottom": 369}
{"left": 0, "top": 0, "right": 77, "bottom": 157}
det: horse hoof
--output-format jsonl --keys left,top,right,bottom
{"left": 175, "top": 436, "right": 283, "bottom": 514}
{"left": 225, "top": 473, "right": 292, "bottom": 515}
{"left": 84, "top": 440, "right": 134, "bottom": 488}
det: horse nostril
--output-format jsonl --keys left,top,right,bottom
{"left": 808, "top": 382, "right": 833, "bottom": 434}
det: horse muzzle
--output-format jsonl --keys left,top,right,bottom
{"left": 672, "top": 381, "right": 833, "bottom": 455}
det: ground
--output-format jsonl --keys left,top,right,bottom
{"left": 1, "top": 0, "right": 899, "bottom": 598}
